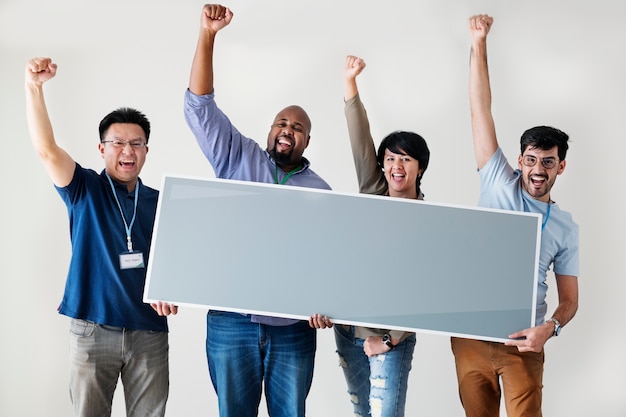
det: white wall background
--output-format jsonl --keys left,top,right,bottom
{"left": 1, "top": 0, "right": 624, "bottom": 416}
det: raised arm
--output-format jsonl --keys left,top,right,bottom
{"left": 468, "top": 14, "right": 498, "bottom": 170}
{"left": 189, "top": 4, "right": 233, "bottom": 96}
{"left": 344, "top": 56, "right": 387, "bottom": 195}
{"left": 25, "top": 57, "right": 76, "bottom": 187}
{"left": 344, "top": 55, "right": 365, "bottom": 101}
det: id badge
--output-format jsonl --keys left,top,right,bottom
{"left": 119, "top": 251, "right": 145, "bottom": 270}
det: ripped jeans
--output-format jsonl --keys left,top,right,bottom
{"left": 334, "top": 325, "right": 415, "bottom": 417}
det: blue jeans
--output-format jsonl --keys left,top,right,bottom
{"left": 68, "top": 319, "right": 169, "bottom": 417}
{"left": 334, "top": 325, "right": 416, "bottom": 417}
{"left": 206, "top": 311, "right": 316, "bottom": 417}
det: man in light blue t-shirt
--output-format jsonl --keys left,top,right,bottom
{"left": 451, "top": 15, "right": 580, "bottom": 417}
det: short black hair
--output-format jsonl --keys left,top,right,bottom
{"left": 376, "top": 131, "right": 430, "bottom": 196}
{"left": 98, "top": 107, "right": 151, "bottom": 143}
{"left": 520, "top": 126, "right": 569, "bottom": 161}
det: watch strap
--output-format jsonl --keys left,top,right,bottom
{"left": 382, "top": 334, "right": 396, "bottom": 350}
{"left": 547, "top": 317, "right": 561, "bottom": 336}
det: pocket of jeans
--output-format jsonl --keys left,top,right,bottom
{"left": 69, "top": 319, "right": 96, "bottom": 337}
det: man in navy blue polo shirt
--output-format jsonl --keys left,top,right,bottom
{"left": 25, "top": 56, "right": 177, "bottom": 417}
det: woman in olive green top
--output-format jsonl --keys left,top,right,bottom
{"left": 336, "top": 55, "right": 430, "bottom": 417}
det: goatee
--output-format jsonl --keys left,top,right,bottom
{"left": 269, "top": 144, "right": 293, "bottom": 166}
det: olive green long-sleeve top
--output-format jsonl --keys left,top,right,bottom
{"left": 344, "top": 93, "right": 417, "bottom": 344}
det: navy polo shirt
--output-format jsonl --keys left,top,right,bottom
{"left": 55, "top": 163, "right": 167, "bottom": 332}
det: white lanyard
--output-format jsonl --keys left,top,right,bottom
{"left": 106, "top": 174, "right": 139, "bottom": 252}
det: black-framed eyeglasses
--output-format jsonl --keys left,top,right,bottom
{"left": 101, "top": 140, "right": 147, "bottom": 149}
{"left": 521, "top": 155, "right": 559, "bottom": 169}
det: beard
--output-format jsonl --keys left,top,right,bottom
{"left": 269, "top": 140, "right": 295, "bottom": 167}
{"left": 522, "top": 174, "right": 555, "bottom": 200}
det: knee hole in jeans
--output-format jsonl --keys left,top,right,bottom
{"left": 337, "top": 351, "right": 348, "bottom": 369}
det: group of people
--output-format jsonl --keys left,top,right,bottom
{"left": 25, "top": 4, "right": 579, "bottom": 417}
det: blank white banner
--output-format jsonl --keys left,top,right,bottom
{"left": 145, "top": 176, "right": 540, "bottom": 342}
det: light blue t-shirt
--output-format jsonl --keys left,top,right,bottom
{"left": 479, "top": 148, "right": 579, "bottom": 325}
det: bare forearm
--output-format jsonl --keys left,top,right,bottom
{"left": 189, "top": 30, "right": 217, "bottom": 96}
{"left": 25, "top": 81, "right": 74, "bottom": 186}
{"left": 469, "top": 38, "right": 498, "bottom": 168}
{"left": 469, "top": 40, "right": 491, "bottom": 118}
{"left": 552, "top": 275, "right": 578, "bottom": 328}
{"left": 551, "top": 299, "right": 578, "bottom": 328}
{"left": 25, "top": 83, "right": 56, "bottom": 158}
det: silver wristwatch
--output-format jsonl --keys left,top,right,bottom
{"left": 547, "top": 317, "right": 561, "bottom": 336}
